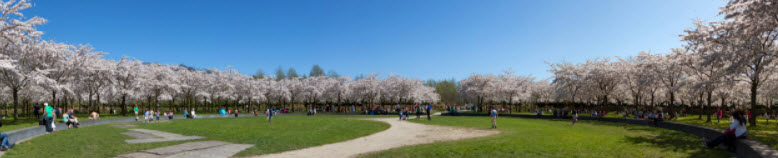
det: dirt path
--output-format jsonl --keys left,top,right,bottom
{"left": 250, "top": 117, "right": 499, "bottom": 158}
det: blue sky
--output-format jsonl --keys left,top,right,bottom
{"left": 26, "top": 0, "right": 725, "bottom": 81}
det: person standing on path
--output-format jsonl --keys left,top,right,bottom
{"left": 490, "top": 107, "right": 498, "bottom": 129}
{"left": 42, "top": 103, "right": 54, "bottom": 133}
{"left": 426, "top": 104, "right": 431, "bottom": 120}
{"left": 416, "top": 104, "right": 421, "bottom": 120}
{"left": 134, "top": 104, "right": 139, "bottom": 121}
{"left": 398, "top": 109, "right": 403, "bottom": 120}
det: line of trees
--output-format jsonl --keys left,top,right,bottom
{"left": 544, "top": 0, "right": 777, "bottom": 126}
{"left": 0, "top": 0, "right": 440, "bottom": 122}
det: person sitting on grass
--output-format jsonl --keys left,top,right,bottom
{"left": 191, "top": 109, "right": 197, "bottom": 118}
{"left": 705, "top": 111, "right": 748, "bottom": 151}
{"left": 88, "top": 111, "right": 100, "bottom": 120}
{"left": 0, "top": 118, "right": 16, "bottom": 151}
{"left": 186, "top": 108, "right": 193, "bottom": 119}
{"left": 62, "top": 113, "right": 71, "bottom": 128}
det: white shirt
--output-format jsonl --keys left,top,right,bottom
{"left": 729, "top": 120, "right": 747, "bottom": 137}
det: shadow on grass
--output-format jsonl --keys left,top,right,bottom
{"left": 581, "top": 121, "right": 730, "bottom": 158}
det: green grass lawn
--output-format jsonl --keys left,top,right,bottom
{"left": 141, "top": 115, "right": 389, "bottom": 156}
{"left": 667, "top": 115, "right": 778, "bottom": 151}
{"left": 361, "top": 116, "right": 730, "bottom": 158}
{"left": 4, "top": 115, "right": 389, "bottom": 157}
{"left": 2, "top": 124, "right": 191, "bottom": 158}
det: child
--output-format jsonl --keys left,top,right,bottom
{"left": 144, "top": 109, "right": 150, "bottom": 124}
{"left": 572, "top": 111, "right": 578, "bottom": 126}
{"left": 399, "top": 110, "right": 403, "bottom": 120}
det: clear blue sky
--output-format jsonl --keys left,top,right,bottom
{"left": 27, "top": 0, "right": 725, "bottom": 81}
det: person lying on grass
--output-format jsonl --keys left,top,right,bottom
{"left": 704, "top": 110, "right": 748, "bottom": 151}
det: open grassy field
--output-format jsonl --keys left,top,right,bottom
{"left": 361, "top": 116, "right": 730, "bottom": 158}
{"left": 141, "top": 115, "right": 390, "bottom": 156}
{"left": 3, "top": 115, "right": 389, "bottom": 157}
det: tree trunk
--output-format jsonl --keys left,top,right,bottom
{"left": 121, "top": 94, "right": 127, "bottom": 116}
{"left": 706, "top": 90, "right": 712, "bottom": 123}
{"left": 12, "top": 89, "right": 18, "bottom": 122}
{"left": 750, "top": 81, "right": 758, "bottom": 126}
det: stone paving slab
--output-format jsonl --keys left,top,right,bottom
{"left": 122, "top": 131, "right": 161, "bottom": 139}
{"left": 166, "top": 144, "right": 254, "bottom": 158}
{"left": 143, "top": 141, "right": 231, "bottom": 155}
{"left": 123, "top": 129, "right": 203, "bottom": 144}
{"left": 125, "top": 136, "right": 204, "bottom": 144}
{"left": 129, "top": 129, "right": 185, "bottom": 138}
{"left": 112, "top": 125, "right": 138, "bottom": 129}
{"left": 116, "top": 141, "right": 253, "bottom": 158}
{"left": 116, "top": 152, "right": 161, "bottom": 158}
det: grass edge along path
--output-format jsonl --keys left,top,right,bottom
{"left": 360, "top": 116, "right": 730, "bottom": 158}
{"left": 140, "top": 115, "right": 390, "bottom": 157}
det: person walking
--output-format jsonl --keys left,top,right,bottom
{"left": 398, "top": 109, "right": 403, "bottom": 120}
{"left": 42, "top": 103, "right": 54, "bottom": 133}
{"left": 268, "top": 108, "right": 274, "bottom": 124}
{"left": 490, "top": 107, "right": 498, "bottom": 129}
{"left": 144, "top": 109, "right": 150, "bottom": 124}
{"left": 134, "top": 104, "right": 139, "bottom": 121}
{"left": 426, "top": 104, "right": 431, "bottom": 121}
{"left": 265, "top": 108, "right": 270, "bottom": 120}
{"left": 572, "top": 110, "right": 578, "bottom": 126}
{"left": 416, "top": 104, "right": 421, "bottom": 120}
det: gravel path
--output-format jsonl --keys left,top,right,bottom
{"left": 250, "top": 117, "right": 500, "bottom": 158}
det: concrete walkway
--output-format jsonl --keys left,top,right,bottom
{"left": 251, "top": 117, "right": 499, "bottom": 158}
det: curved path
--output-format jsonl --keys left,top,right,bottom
{"left": 251, "top": 117, "right": 500, "bottom": 158}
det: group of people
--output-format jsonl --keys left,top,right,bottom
{"left": 133, "top": 105, "right": 194, "bottom": 124}
{"left": 396, "top": 104, "right": 432, "bottom": 121}
{"left": 626, "top": 108, "right": 676, "bottom": 121}
{"left": 39, "top": 103, "right": 102, "bottom": 132}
